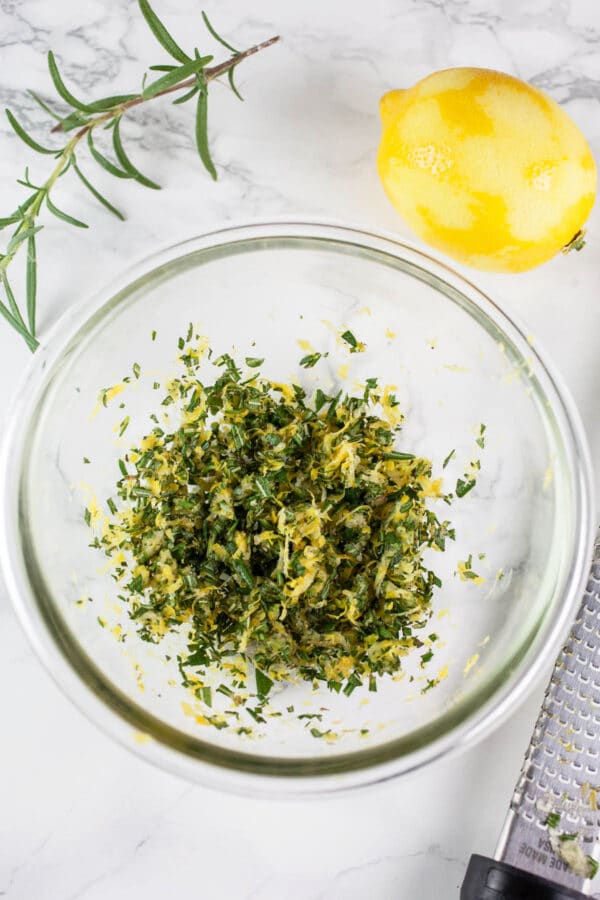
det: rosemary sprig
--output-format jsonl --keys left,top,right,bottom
{"left": 0, "top": 1, "right": 279, "bottom": 351}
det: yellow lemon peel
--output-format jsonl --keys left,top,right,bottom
{"left": 377, "top": 67, "right": 596, "bottom": 272}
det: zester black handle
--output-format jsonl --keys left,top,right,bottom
{"left": 461, "top": 855, "right": 589, "bottom": 900}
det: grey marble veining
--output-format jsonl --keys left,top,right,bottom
{"left": 1, "top": 0, "right": 600, "bottom": 898}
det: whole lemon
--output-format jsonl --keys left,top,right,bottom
{"left": 377, "top": 67, "right": 596, "bottom": 272}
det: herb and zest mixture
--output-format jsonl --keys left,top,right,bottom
{"left": 91, "top": 331, "right": 481, "bottom": 732}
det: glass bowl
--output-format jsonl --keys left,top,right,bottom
{"left": 0, "top": 222, "right": 594, "bottom": 795}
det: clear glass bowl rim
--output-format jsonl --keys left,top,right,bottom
{"left": 0, "top": 220, "right": 595, "bottom": 796}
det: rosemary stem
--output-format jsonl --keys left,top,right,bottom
{"left": 52, "top": 36, "right": 280, "bottom": 133}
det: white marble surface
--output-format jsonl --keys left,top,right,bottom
{"left": 1, "top": 1, "right": 599, "bottom": 897}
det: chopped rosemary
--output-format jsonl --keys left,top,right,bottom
{"left": 90, "top": 335, "right": 477, "bottom": 734}
{"left": 456, "top": 477, "right": 476, "bottom": 498}
{"left": 300, "top": 351, "right": 328, "bottom": 368}
{"left": 442, "top": 448, "right": 455, "bottom": 469}
{"left": 310, "top": 727, "right": 333, "bottom": 739}
{"left": 457, "top": 554, "right": 483, "bottom": 583}
{"left": 340, "top": 329, "right": 365, "bottom": 353}
{"left": 421, "top": 649, "right": 434, "bottom": 667}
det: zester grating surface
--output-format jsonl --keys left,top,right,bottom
{"left": 497, "top": 534, "right": 600, "bottom": 895}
